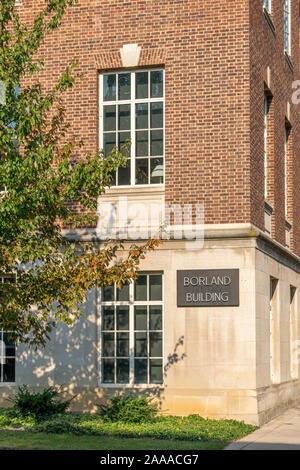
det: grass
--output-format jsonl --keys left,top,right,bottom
{"left": 0, "top": 430, "right": 226, "bottom": 450}
{"left": 0, "top": 408, "right": 257, "bottom": 450}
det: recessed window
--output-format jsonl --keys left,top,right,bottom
{"left": 100, "top": 274, "right": 163, "bottom": 385}
{"left": 264, "top": 95, "right": 271, "bottom": 200}
{"left": 100, "top": 70, "right": 164, "bottom": 186}
{"left": 284, "top": 0, "right": 291, "bottom": 56}
{"left": 284, "top": 126, "right": 291, "bottom": 219}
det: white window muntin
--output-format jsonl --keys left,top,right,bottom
{"left": 284, "top": 0, "right": 291, "bottom": 56}
{"left": 99, "top": 273, "right": 164, "bottom": 387}
{"left": 99, "top": 69, "right": 165, "bottom": 187}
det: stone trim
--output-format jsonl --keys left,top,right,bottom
{"left": 94, "top": 47, "right": 167, "bottom": 71}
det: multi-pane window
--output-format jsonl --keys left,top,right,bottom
{"left": 0, "top": 277, "right": 16, "bottom": 383}
{"left": 284, "top": 0, "right": 291, "bottom": 55}
{"left": 264, "top": 96, "right": 270, "bottom": 199}
{"left": 0, "top": 331, "right": 15, "bottom": 383}
{"left": 100, "top": 69, "right": 164, "bottom": 186}
{"left": 100, "top": 274, "right": 163, "bottom": 385}
{"left": 284, "top": 126, "right": 290, "bottom": 219}
{"left": 263, "top": 0, "right": 271, "bottom": 14}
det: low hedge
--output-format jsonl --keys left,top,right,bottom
{"left": 0, "top": 408, "right": 257, "bottom": 442}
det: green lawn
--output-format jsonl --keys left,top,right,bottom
{"left": 0, "top": 407, "right": 257, "bottom": 450}
{"left": 0, "top": 431, "right": 226, "bottom": 450}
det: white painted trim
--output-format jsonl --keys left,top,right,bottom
{"left": 99, "top": 69, "right": 165, "bottom": 187}
{"left": 98, "top": 273, "right": 164, "bottom": 386}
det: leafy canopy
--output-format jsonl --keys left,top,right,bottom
{"left": 0, "top": 0, "right": 159, "bottom": 347}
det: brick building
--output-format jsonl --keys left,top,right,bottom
{"left": 1, "top": 0, "right": 300, "bottom": 425}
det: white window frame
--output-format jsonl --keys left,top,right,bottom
{"left": 284, "top": 0, "right": 291, "bottom": 56}
{"left": 263, "top": 0, "right": 271, "bottom": 14}
{"left": 264, "top": 96, "right": 269, "bottom": 200}
{"left": 99, "top": 69, "right": 165, "bottom": 188}
{"left": 284, "top": 126, "right": 289, "bottom": 219}
{"left": 98, "top": 273, "right": 164, "bottom": 388}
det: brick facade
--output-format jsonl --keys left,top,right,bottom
{"left": 250, "top": 0, "right": 300, "bottom": 254}
{"left": 18, "top": 0, "right": 300, "bottom": 254}
{"left": 17, "top": 0, "right": 300, "bottom": 254}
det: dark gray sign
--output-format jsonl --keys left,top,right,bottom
{"left": 177, "top": 269, "right": 239, "bottom": 307}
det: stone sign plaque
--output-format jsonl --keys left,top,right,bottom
{"left": 177, "top": 269, "right": 239, "bottom": 307}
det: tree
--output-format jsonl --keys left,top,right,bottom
{"left": 0, "top": 0, "right": 159, "bottom": 347}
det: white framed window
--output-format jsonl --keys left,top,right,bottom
{"left": 99, "top": 273, "right": 163, "bottom": 385}
{"left": 0, "top": 331, "right": 15, "bottom": 384}
{"left": 263, "top": 0, "right": 271, "bottom": 14}
{"left": 284, "top": 126, "right": 290, "bottom": 219}
{"left": 264, "top": 95, "right": 270, "bottom": 200}
{"left": 284, "top": 0, "right": 291, "bottom": 55}
{"left": 0, "top": 277, "right": 16, "bottom": 384}
{"left": 99, "top": 69, "right": 164, "bottom": 187}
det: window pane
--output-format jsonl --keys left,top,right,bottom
{"left": 102, "top": 358, "right": 114, "bottom": 383}
{"left": 118, "top": 131, "right": 131, "bottom": 153}
{"left": 136, "top": 72, "right": 148, "bottom": 99}
{"left": 134, "top": 359, "right": 148, "bottom": 384}
{"left": 150, "top": 158, "right": 163, "bottom": 184}
{"left": 150, "top": 102, "right": 163, "bottom": 129}
{"left": 116, "top": 283, "right": 130, "bottom": 302}
{"left": 150, "top": 130, "right": 163, "bottom": 156}
{"left": 3, "top": 359, "right": 15, "bottom": 382}
{"left": 102, "top": 333, "right": 114, "bottom": 357}
{"left": 150, "top": 306, "right": 162, "bottom": 330}
{"left": 3, "top": 333, "right": 15, "bottom": 357}
{"left": 117, "top": 333, "right": 129, "bottom": 357}
{"left": 151, "top": 71, "right": 163, "bottom": 98}
{"left": 104, "top": 105, "right": 116, "bottom": 132}
{"left": 118, "top": 161, "right": 131, "bottom": 186}
{"left": 102, "top": 306, "right": 114, "bottom": 331}
{"left": 102, "top": 285, "right": 114, "bottom": 302}
{"left": 150, "top": 359, "right": 163, "bottom": 384}
{"left": 149, "top": 275, "right": 162, "bottom": 301}
{"left": 118, "top": 73, "right": 131, "bottom": 100}
{"left": 136, "top": 103, "right": 148, "bottom": 130}
{"left": 134, "top": 306, "right": 147, "bottom": 330}
{"left": 136, "top": 159, "right": 148, "bottom": 185}
{"left": 104, "top": 133, "right": 116, "bottom": 157}
{"left": 150, "top": 332, "right": 162, "bottom": 357}
{"left": 134, "top": 275, "right": 147, "bottom": 301}
{"left": 116, "top": 306, "right": 129, "bottom": 330}
{"left": 117, "top": 359, "right": 129, "bottom": 383}
{"left": 104, "top": 74, "right": 116, "bottom": 101}
{"left": 118, "top": 104, "right": 131, "bottom": 131}
{"left": 135, "top": 332, "right": 147, "bottom": 357}
{"left": 136, "top": 131, "right": 148, "bottom": 157}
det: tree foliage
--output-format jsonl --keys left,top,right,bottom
{"left": 0, "top": 0, "right": 159, "bottom": 346}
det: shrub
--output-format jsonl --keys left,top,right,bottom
{"left": 97, "top": 394, "right": 158, "bottom": 423}
{"left": 8, "top": 385, "right": 75, "bottom": 421}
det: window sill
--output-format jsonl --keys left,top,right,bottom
{"left": 102, "top": 184, "right": 165, "bottom": 196}
{"left": 98, "top": 383, "right": 164, "bottom": 389}
{"left": 285, "top": 52, "right": 293, "bottom": 73}
{"left": 285, "top": 219, "right": 292, "bottom": 231}
{"left": 264, "top": 199, "right": 274, "bottom": 215}
{"left": 263, "top": 8, "right": 275, "bottom": 35}
{"left": 0, "top": 382, "right": 16, "bottom": 386}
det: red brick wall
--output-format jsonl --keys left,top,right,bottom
{"left": 250, "top": 0, "right": 300, "bottom": 254}
{"left": 18, "top": 0, "right": 300, "bottom": 255}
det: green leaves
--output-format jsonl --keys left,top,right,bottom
{"left": 0, "top": 1, "right": 159, "bottom": 347}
